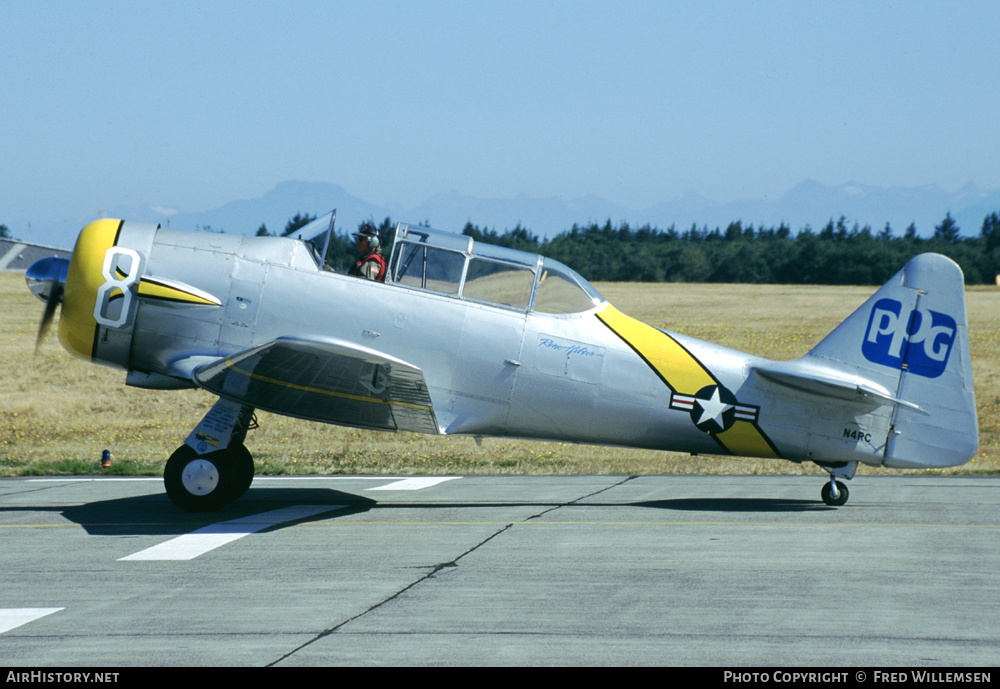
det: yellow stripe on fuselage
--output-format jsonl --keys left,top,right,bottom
{"left": 715, "top": 420, "right": 779, "bottom": 458}
{"left": 136, "top": 279, "right": 220, "bottom": 305}
{"left": 596, "top": 305, "right": 716, "bottom": 393}
{"left": 59, "top": 219, "right": 122, "bottom": 361}
{"left": 596, "top": 304, "right": 779, "bottom": 459}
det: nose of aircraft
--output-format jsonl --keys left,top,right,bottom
{"left": 26, "top": 218, "right": 125, "bottom": 360}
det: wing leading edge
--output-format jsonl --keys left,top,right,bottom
{"left": 190, "top": 335, "right": 440, "bottom": 435}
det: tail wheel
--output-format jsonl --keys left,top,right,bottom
{"left": 821, "top": 480, "right": 849, "bottom": 507}
{"left": 164, "top": 444, "right": 254, "bottom": 512}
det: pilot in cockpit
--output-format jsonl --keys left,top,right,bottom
{"left": 348, "top": 223, "right": 387, "bottom": 281}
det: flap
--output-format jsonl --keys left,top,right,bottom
{"left": 192, "top": 335, "right": 440, "bottom": 435}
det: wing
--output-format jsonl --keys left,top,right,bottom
{"left": 188, "top": 335, "right": 440, "bottom": 434}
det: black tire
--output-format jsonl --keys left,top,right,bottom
{"left": 821, "top": 480, "right": 849, "bottom": 507}
{"left": 226, "top": 443, "right": 255, "bottom": 503}
{"left": 164, "top": 445, "right": 239, "bottom": 512}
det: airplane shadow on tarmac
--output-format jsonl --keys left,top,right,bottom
{"left": 54, "top": 488, "right": 378, "bottom": 536}
{"left": 8, "top": 486, "right": 830, "bottom": 537}
{"left": 630, "top": 498, "right": 830, "bottom": 513}
{"left": 367, "top": 498, "right": 831, "bottom": 514}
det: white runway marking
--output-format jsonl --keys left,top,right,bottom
{"left": 28, "top": 478, "right": 162, "bottom": 482}
{"left": 366, "top": 477, "right": 460, "bottom": 491}
{"left": 0, "top": 243, "right": 27, "bottom": 270}
{"left": 0, "top": 608, "right": 63, "bottom": 634}
{"left": 119, "top": 505, "right": 342, "bottom": 561}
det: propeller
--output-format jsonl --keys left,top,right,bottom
{"left": 25, "top": 256, "right": 70, "bottom": 352}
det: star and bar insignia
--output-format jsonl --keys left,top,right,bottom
{"left": 670, "top": 384, "right": 759, "bottom": 434}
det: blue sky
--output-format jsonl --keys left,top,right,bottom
{"left": 3, "top": 0, "right": 1000, "bottom": 230}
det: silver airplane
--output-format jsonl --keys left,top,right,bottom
{"left": 26, "top": 211, "right": 978, "bottom": 511}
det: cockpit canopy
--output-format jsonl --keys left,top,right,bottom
{"left": 299, "top": 212, "right": 605, "bottom": 315}
{"left": 388, "top": 224, "right": 604, "bottom": 315}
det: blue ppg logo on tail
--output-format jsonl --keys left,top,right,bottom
{"left": 862, "top": 299, "right": 957, "bottom": 378}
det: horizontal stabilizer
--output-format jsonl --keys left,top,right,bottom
{"left": 191, "top": 335, "right": 440, "bottom": 435}
{"left": 753, "top": 361, "right": 923, "bottom": 412}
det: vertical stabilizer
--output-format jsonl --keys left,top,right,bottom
{"left": 806, "top": 253, "right": 977, "bottom": 468}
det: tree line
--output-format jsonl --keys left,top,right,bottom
{"left": 9, "top": 210, "right": 996, "bottom": 286}
{"left": 460, "top": 212, "right": 1000, "bottom": 285}
{"left": 263, "top": 210, "right": 1000, "bottom": 284}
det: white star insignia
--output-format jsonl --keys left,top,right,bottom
{"left": 696, "top": 387, "right": 733, "bottom": 427}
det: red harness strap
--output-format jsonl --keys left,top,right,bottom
{"left": 349, "top": 251, "right": 387, "bottom": 281}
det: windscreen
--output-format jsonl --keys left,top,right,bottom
{"left": 296, "top": 210, "right": 337, "bottom": 267}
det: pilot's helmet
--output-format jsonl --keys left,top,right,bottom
{"left": 353, "top": 223, "right": 380, "bottom": 248}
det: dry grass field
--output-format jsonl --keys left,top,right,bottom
{"left": 2, "top": 270, "right": 997, "bottom": 477}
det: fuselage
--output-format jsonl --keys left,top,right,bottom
{"left": 55, "top": 218, "right": 975, "bottom": 471}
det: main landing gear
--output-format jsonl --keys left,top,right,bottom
{"left": 164, "top": 443, "right": 254, "bottom": 512}
{"left": 163, "top": 400, "right": 257, "bottom": 512}
{"left": 817, "top": 461, "right": 857, "bottom": 507}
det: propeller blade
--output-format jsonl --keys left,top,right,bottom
{"left": 36, "top": 283, "right": 64, "bottom": 352}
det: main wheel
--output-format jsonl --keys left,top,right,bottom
{"left": 164, "top": 445, "right": 252, "bottom": 512}
{"left": 226, "top": 443, "right": 255, "bottom": 502}
{"left": 821, "top": 480, "right": 849, "bottom": 507}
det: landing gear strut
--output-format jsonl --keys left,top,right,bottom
{"left": 817, "top": 461, "right": 857, "bottom": 507}
{"left": 164, "top": 399, "right": 256, "bottom": 512}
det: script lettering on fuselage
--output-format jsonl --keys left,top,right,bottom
{"left": 538, "top": 338, "right": 599, "bottom": 358}
{"left": 534, "top": 335, "right": 604, "bottom": 383}
{"left": 862, "top": 298, "right": 956, "bottom": 378}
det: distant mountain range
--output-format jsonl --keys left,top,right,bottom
{"left": 21, "top": 179, "right": 1000, "bottom": 249}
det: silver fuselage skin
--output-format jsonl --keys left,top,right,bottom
{"left": 57, "top": 219, "right": 978, "bottom": 472}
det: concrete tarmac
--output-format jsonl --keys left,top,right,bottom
{"left": 1, "top": 474, "right": 998, "bottom": 667}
